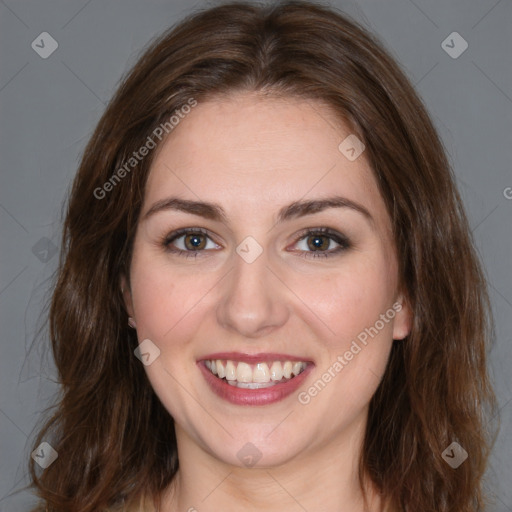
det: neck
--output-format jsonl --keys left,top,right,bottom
{"left": 161, "top": 413, "right": 384, "bottom": 512}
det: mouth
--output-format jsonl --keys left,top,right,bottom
{"left": 197, "top": 353, "right": 314, "bottom": 406}
{"left": 205, "top": 358, "right": 308, "bottom": 388}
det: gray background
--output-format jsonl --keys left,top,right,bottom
{"left": 0, "top": 0, "right": 511, "bottom": 510}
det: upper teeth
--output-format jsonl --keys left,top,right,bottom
{"left": 205, "top": 359, "right": 307, "bottom": 383}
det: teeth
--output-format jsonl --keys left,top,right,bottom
{"left": 225, "top": 360, "right": 236, "bottom": 381}
{"left": 205, "top": 359, "right": 307, "bottom": 384}
{"left": 216, "top": 359, "right": 225, "bottom": 378}
{"left": 253, "top": 363, "right": 270, "bottom": 383}
{"left": 236, "top": 362, "right": 252, "bottom": 382}
{"left": 292, "top": 362, "right": 303, "bottom": 376}
{"left": 270, "top": 361, "right": 283, "bottom": 381}
{"left": 228, "top": 380, "right": 277, "bottom": 389}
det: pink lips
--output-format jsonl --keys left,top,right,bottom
{"left": 197, "top": 353, "right": 314, "bottom": 406}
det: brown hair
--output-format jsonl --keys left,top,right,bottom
{"left": 26, "top": 1, "right": 498, "bottom": 511}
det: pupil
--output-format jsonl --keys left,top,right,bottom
{"left": 309, "top": 235, "right": 327, "bottom": 251}
{"left": 186, "top": 234, "right": 204, "bottom": 250}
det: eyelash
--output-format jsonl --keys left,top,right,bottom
{"left": 161, "top": 227, "right": 351, "bottom": 260}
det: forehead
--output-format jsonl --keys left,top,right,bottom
{"left": 143, "top": 93, "right": 388, "bottom": 231}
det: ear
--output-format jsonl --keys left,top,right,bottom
{"left": 392, "top": 292, "right": 412, "bottom": 340}
{"left": 120, "top": 273, "right": 135, "bottom": 318}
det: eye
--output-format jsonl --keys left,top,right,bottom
{"left": 161, "top": 227, "right": 350, "bottom": 260}
{"left": 291, "top": 228, "right": 351, "bottom": 259}
{"left": 163, "top": 228, "right": 220, "bottom": 258}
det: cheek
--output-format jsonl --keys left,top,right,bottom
{"left": 128, "top": 254, "right": 214, "bottom": 420}
{"left": 290, "top": 251, "right": 397, "bottom": 346}
{"left": 298, "top": 254, "right": 397, "bottom": 414}
{"left": 129, "top": 252, "right": 216, "bottom": 342}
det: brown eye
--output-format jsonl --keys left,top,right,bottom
{"left": 183, "top": 233, "right": 207, "bottom": 250}
{"left": 306, "top": 234, "right": 331, "bottom": 252}
{"left": 163, "top": 228, "right": 220, "bottom": 258}
{"left": 293, "top": 228, "right": 351, "bottom": 259}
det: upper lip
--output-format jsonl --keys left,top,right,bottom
{"left": 198, "top": 352, "right": 314, "bottom": 364}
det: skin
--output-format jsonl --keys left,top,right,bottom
{"left": 122, "top": 92, "right": 411, "bottom": 512}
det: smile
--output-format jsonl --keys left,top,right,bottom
{"left": 198, "top": 354, "right": 314, "bottom": 406}
{"left": 205, "top": 359, "right": 308, "bottom": 389}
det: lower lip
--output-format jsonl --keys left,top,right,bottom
{"left": 198, "top": 361, "right": 314, "bottom": 406}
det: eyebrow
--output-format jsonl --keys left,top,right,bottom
{"left": 142, "top": 195, "right": 374, "bottom": 226}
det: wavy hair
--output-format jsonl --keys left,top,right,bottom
{"left": 27, "top": 1, "right": 498, "bottom": 511}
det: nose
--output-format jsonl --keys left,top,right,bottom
{"left": 215, "top": 246, "right": 290, "bottom": 338}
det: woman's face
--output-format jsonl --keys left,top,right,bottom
{"left": 123, "top": 92, "right": 411, "bottom": 468}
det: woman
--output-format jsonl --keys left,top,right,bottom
{"left": 28, "top": 1, "right": 498, "bottom": 511}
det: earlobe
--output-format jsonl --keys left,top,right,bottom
{"left": 392, "top": 294, "right": 412, "bottom": 341}
{"left": 120, "top": 274, "right": 135, "bottom": 319}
